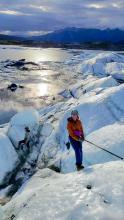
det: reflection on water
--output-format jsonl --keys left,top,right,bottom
{"left": 0, "top": 45, "right": 71, "bottom": 62}
{"left": 0, "top": 45, "right": 76, "bottom": 124}
{"left": 27, "top": 83, "right": 56, "bottom": 98}
{"left": 38, "top": 83, "right": 48, "bottom": 96}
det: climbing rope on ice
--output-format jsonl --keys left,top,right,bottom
{"left": 85, "top": 139, "right": 124, "bottom": 160}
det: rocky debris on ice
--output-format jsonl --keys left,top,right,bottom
{"left": 4, "top": 59, "right": 40, "bottom": 71}
{"left": 7, "top": 83, "right": 24, "bottom": 92}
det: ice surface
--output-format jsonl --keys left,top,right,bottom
{"left": 0, "top": 49, "right": 124, "bottom": 219}
{"left": 0, "top": 132, "right": 19, "bottom": 185}
{"left": 3, "top": 162, "right": 124, "bottom": 220}
{"left": 8, "top": 109, "right": 40, "bottom": 148}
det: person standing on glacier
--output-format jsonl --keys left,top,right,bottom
{"left": 67, "top": 110, "right": 85, "bottom": 171}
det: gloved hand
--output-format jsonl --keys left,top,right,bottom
{"left": 66, "top": 142, "right": 70, "bottom": 150}
{"left": 78, "top": 136, "right": 85, "bottom": 142}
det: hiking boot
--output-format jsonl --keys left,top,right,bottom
{"left": 76, "top": 164, "right": 85, "bottom": 171}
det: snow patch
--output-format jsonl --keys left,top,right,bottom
{"left": 3, "top": 162, "right": 124, "bottom": 220}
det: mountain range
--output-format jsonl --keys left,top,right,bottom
{"left": 0, "top": 34, "right": 24, "bottom": 41}
{"left": 29, "top": 28, "right": 124, "bottom": 43}
{"left": 0, "top": 28, "right": 124, "bottom": 44}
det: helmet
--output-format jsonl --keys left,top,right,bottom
{"left": 71, "top": 110, "right": 79, "bottom": 116}
{"left": 25, "top": 127, "right": 30, "bottom": 132}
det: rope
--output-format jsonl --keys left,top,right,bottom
{"left": 84, "top": 139, "right": 124, "bottom": 160}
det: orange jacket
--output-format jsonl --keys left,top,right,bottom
{"left": 67, "top": 117, "right": 84, "bottom": 141}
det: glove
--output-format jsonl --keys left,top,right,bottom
{"left": 78, "top": 136, "right": 84, "bottom": 142}
{"left": 66, "top": 142, "right": 70, "bottom": 150}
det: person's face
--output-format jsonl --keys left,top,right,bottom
{"left": 72, "top": 114, "right": 78, "bottom": 121}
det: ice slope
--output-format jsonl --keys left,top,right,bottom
{"left": 105, "top": 62, "right": 124, "bottom": 81}
{"left": 37, "top": 82, "right": 124, "bottom": 174}
{"left": 59, "top": 83, "right": 124, "bottom": 144}
{"left": 84, "top": 122, "right": 124, "bottom": 165}
{"left": 0, "top": 132, "right": 19, "bottom": 185}
{"left": 82, "top": 76, "right": 118, "bottom": 93}
{"left": 58, "top": 76, "right": 118, "bottom": 99}
{"left": 78, "top": 52, "right": 124, "bottom": 80}
{"left": 10, "top": 109, "right": 39, "bottom": 128}
{"left": 0, "top": 109, "right": 40, "bottom": 189}
{"left": 8, "top": 109, "right": 40, "bottom": 148}
{"left": 3, "top": 162, "right": 124, "bottom": 220}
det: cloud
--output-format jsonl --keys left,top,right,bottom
{"left": 0, "top": 0, "right": 124, "bottom": 36}
{"left": 87, "top": 3, "right": 106, "bottom": 9}
{"left": 0, "top": 10, "right": 30, "bottom": 16}
{"left": 29, "top": 4, "right": 52, "bottom": 12}
{"left": 26, "top": 30, "right": 52, "bottom": 36}
{"left": 0, "top": 30, "right": 52, "bottom": 36}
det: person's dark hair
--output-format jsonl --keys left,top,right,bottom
{"left": 25, "top": 127, "right": 30, "bottom": 132}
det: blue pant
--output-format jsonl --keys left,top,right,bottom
{"left": 69, "top": 136, "right": 83, "bottom": 165}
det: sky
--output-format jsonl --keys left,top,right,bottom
{"left": 0, "top": 0, "right": 124, "bottom": 36}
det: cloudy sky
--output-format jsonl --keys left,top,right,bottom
{"left": 0, "top": 0, "right": 124, "bottom": 36}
